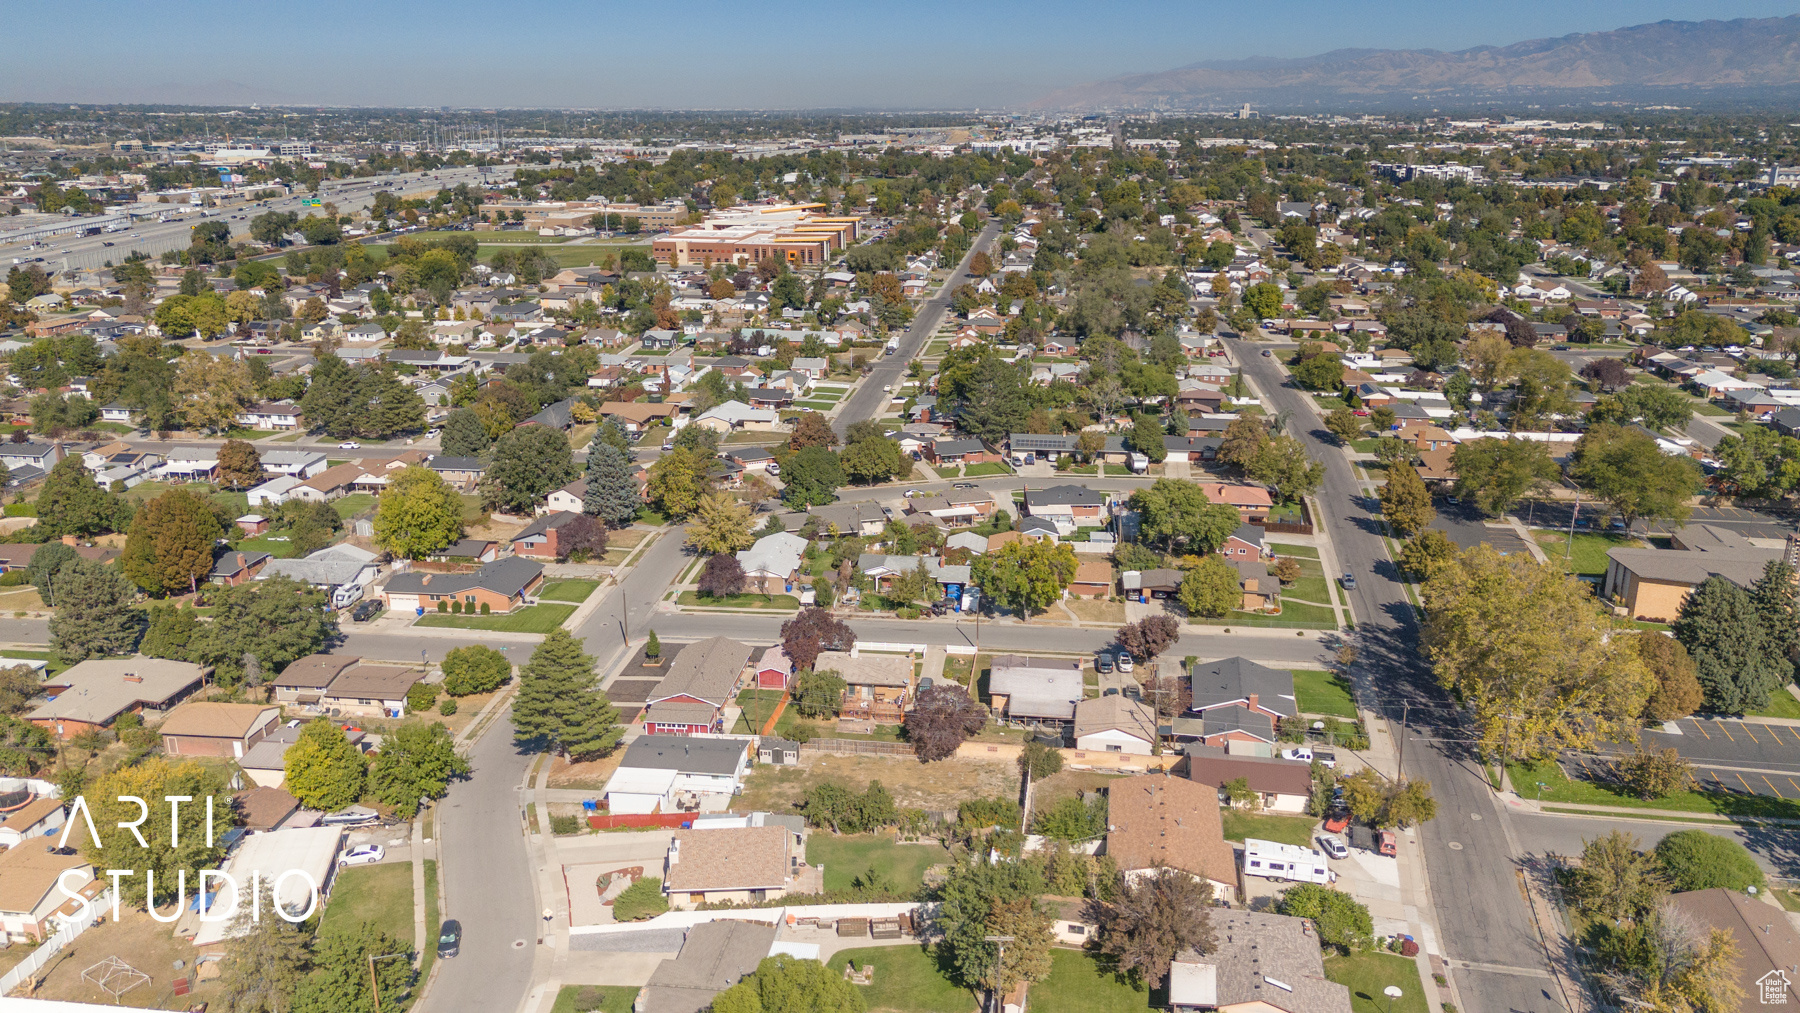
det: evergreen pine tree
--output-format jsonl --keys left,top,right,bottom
{"left": 1749, "top": 559, "right": 1800, "bottom": 673}
{"left": 48, "top": 558, "right": 143, "bottom": 664}
{"left": 141, "top": 602, "right": 199, "bottom": 660}
{"left": 513, "top": 629, "right": 618, "bottom": 756}
{"left": 591, "top": 419, "right": 631, "bottom": 456}
{"left": 1675, "top": 576, "right": 1789, "bottom": 714}
{"left": 359, "top": 366, "right": 426, "bottom": 439}
{"left": 584, "top": 443, "right": 643, "bottom": 526}
{"left": 439, "top": 407, "right": 490, "bottom": 458}
{"left": 299, "top": 353, "right": 358, "bottom": 438}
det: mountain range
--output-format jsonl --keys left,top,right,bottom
{"left": 1034, "top": 16, "right": 1800, "bottom": 110}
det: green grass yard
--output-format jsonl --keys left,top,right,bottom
{"left": 231, "top": 534, "right": 302, "bottom": 559}
{"left": 1292, "top": 669, "right": 1358, "bottom": 718}
{"left": 1190, "top": 602, "right": 1338, "bottom": 630}
{"left": 333, "top": 493, "right": 378, "bottom": 520}
{"left": 538, "top": 579, "right": 601, "bottom": 603}
{"left": 1284, "top": 575, "right": 1331, "bottom": 605}
{"left": 1221, "top": 811, "right": 1318, "bottom": 848}
{"left": 828, "top": 946, "right": 976, "bottom": 1013}
{"left": 1324, "top": 952, "right": 1428, "bottom": 1013}
{"left": 551, "top": 985, "right": 639, "bottom": 1013}
{"left": 961, "top": 462, "right": 1011, "bottom": 477}
{"left": 320, "top": 863, "right": 412, "bottom": 942}
{"left": 1748, "top": 686, "right": 1800, "bottom": 721}
{"left": 1271, "top": 543, "right": 1319, "bottom": 558}
{"left": 804, "top": 834, "right": 942, "bottom": 894}
{"left": 1509, "top": 758, "right": 1800, "bottom": 820}
{"left": 1029, "top": 950, "right": 1158, "bottom": 1013}
{"left": 677, "top": 591, "right": 799, "bottom": 610}
{"left": 1532, "top": 530, "right": 1644, "bottom": 578}
{"left": 415, "top": 603, "right": 576, "bottom": 633}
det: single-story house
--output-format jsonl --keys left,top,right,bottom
{"left": 810, "top": 502, "right": 887, "bottom": 538}
{"left": 1218, "top": 523, "right": 1267, "bottom": 561}
{"left": 1167, "top": 910, "right": 1353, "bottom": 1013}
{"left": 318, "top": 663, "right": 425, "bottom": 719}
{"left": 247, "top": 475, "right": 305, "bottom": 508}
{"left": 1121, "top": 568, "right": 1183, "bottom": 601}
{"left": 158, "top": 702, "right": 280, "bottom": 759}
{"left": 0, "top": 797, "right": 67, "bottom": 850}
{"left": 1067, "top": 559, "right": 1115, "bottom": 599}
{"left": 638, "top": 920, "right": 780, "bottom": 1013}
{"left": 816, "top": 649, "right": 913, "bottom": 724}
{"left": 735, "top": 531, "right": 809, "bottom": 596}
{"left": 1197, "top": 482, "right": 1273, "bottom": 522}
{"left": 1073, "top": 695, "right": 1159, "bottom": 754}
{"left": 663, "top": 826, "right": 797, "bottom": 908}
{"left": 643, "top": 637, "right": 753, "bottom": 735}
{"left": 1183, "top": 745, "right": 1313, "bottom": 814}
{"left": 29, "top": 657, "right": 209, "bottom": 740}
{"left": 210, "top": 548, "right": 271, "bottom": 587}
{"left": 1666, "top": 888, "right": 1800, "bottom": 1012}
{"left": 382, "top": 555, "right": 546, "bottom": 614}
{"left": 1105, "top": 773, "right": 1239, "bottom": 898}
{"left": 988, "top": 655, "right": 1084, "bottom": 726}
{"left": 1189, "top": 657, "right": 1297, "bottom": 722}
{"left": 0, "top": 840, "right": 95, "bottom": 943}
{"left": 601, "top": 734, "right": 750, "bottom": 814}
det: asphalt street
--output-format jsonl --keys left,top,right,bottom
{"left": 1234, "top": 336, "right": 1567, "bottom": 1013}
{"left": 1, "top": 167, "right": 493, "bottom": 274}
{"left": 429, "top": 694, "right": 540, "bottom": 1013}
{"left": 831, "top": 221, "right": 1001, "bottom": 436}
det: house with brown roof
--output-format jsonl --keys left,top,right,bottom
{"left": 816, "top": 649, "right": 913, "bottom": 724}
{"left": 318, "top": 663, "right": 425, "bottom": 719}
{"left": 1601, "top": 528, "right": 1790, "bottom": 622}
{"left": 1668, "top": 888, "right": 1800, "bottom": 1010}
{"left": 232, "top": 786, "right": 301, "bottom": 832}
{"left": 1183, "top": 745, "right": 1313, "bottom": 815}
{"left": 1168, "top": 909, "right": 1353, "bottom": 1013}
{"left": 290, "top": 462, "right": 366, "bottom": 503}
{"left": 1104, "top": 773, "right": 1239, "bottom": 900}
{"left": 1415, "top": 446, "right": 1456, "bottom": 484}
{"left": 663, "top": 825, "right": 796, "bottom": 908}
{"left": 0, "top": 797, "right": 66, "bottom": 849}
{"left": 1073, "top": 696, "right": 1158, "bottom": 754}
{"left": 1231, "top": 559, "right": 1280, "bottom": 612}
{"left": 1067, "top": 559, "right": 1115, "bottom": 599}
{"left": 0, "top": 841, "right": 95, "bottom": 943}
{"left": 270, "top": 653, "right": 360, "bottom": 710}
{"left": 159, "top": 702, "right": 280, "bottom": 759}
{"left": 1196, "top": 482, "right": 1272, "bottom": 522}
{"left": 600, "top": 401, "right": 680, "bottom": 432}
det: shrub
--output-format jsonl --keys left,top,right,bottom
{"left": 406, "top": 682, "right": 438, "bottom": 713}
{"left": 645, "top": 629, "right": 660, "bottom": 659}
{"left": 450, "top": 600, "right": 463, "bottom": 614}
{"left": 480, "top": 602, "right": 490, "bottom": 614}
{"left": 1399, "top": 938, "right": 1420, "bottom": 957}
{"left": 442, "top": 644, "right": 512, "bottom": 696}
{"left": 613, "top": 876, "right": 669, "bottom": 921}
{"left": 1655, "top": 830, "right": 1766, "bottom": 892}
{"left": 0, "top": 570, "right": 29, "bottom": 587}
{"left": 439, "top": 698, "right": 457, "bottom": 716}
{"left": 437, "top": 599, "right": 448, "bottom": 612}
{"left": 549, "top": 814, "right": 582, "bottom": 835}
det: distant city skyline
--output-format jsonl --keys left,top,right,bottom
{"left": 6, "top": 1, "right": 1799, "bottom": 110}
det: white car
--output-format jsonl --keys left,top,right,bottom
{"left": 1317, "top": 835, "right": 1349, "bottom": 860}
{"left": 339, "top": 844, "right": 385, "bottom": 868}
{"left": 1115, "top": 652, "right": 1133, "bottom": 674}
{"left": 338, "top": 441, "right": 361, "bottom": 449}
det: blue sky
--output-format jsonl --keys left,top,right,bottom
{"left": 6, "top": 1, "right": 1797, "bottom": 109}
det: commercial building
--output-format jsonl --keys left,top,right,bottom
{"left": 652, "top": 204, "right": 861, "bottom": 268}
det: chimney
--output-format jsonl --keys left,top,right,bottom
{"left": 422, "top": 574, "right": 432, "bottom": 585}
{"left": 123, "top": 673, "right": 141, "bottom": 683}
{"left": 60, "top": 535, "right": 77, "bottom": 547}
{"left": 1246, "top": 692, "right": 1259, "bottom": 711}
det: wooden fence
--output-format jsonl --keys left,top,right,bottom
{"left": 799, "top": 738, "right": 918, "bottom": 757}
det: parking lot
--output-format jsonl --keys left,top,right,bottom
{"left": 1635, "top": 717, "right": 1800, "bottom": 778}
{"left": 1427, "top": 496, "right": 1532, "bottom": 557}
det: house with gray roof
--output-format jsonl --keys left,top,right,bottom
{"left": 637, "top": 919, "right": 779, "bottom": 1013}
{"left": 735, "top": 532, "right": 808, "bottom": 595}
{"left": 988, "top": 655, "right": 1083, "bottom": 725}
{"left": 643, "top": 637, "right": 753, "bottom": 735}
{"left": 1168, "top": 910, "right": 1352, "bottom": 1013}
{"left": 30, "top": 657, "right": 209, "bottom": 739}
{"left": 1188, "top": 657, "right": 1297, "bottom": 720}
{"left": 261, "top": 543, "right": 380, "bottom": 596}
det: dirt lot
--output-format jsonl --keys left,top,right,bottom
{"left": 548, "top": 750, "right": 626, "bottom": 791}
{"left": 738, "top": 754, "right": 1020, "bottom": 815}
{"left": 23, "top": 911, "right": 221, "bottom": 1008}
{"left": 1062, "top": 599, "right": 1125, "bottom": 624}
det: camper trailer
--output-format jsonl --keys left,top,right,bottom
{"left": 1243, "top": 838, "right": 1335, "bottom": 884}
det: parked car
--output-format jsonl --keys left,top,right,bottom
{"left": 1317, "top": 834, "right": 1349, "bottom": 860}
{"left": 437, "top": 919, "right": 462, "bottom": 959}
{"left": 339, "top": 844, "right": 385, "bottom": 868}
{"left": 1322, "top": 811, "right": 1352, "bottom": 834}
{"left": 1261, "top": 349, "right": 1273, "bottom": 357}
{"left": 953, "top": 482, "right": 975, "bottom": 489}
{"left": 1095, "top": 653, "right": 1115, "bottom": 675}
{"left": 1281, "top": 746, "right": 1337, "bottom": 769}
{"left": 350, "top": 599, "right": 383, "bottom": 623}
{"left": 1350, "top": 825, "right": 1398, "bottom": 857}
{"left": 338, "top": 441, "right": 361, "bottom": 450}
{"left": 1115, "top": 652, "right": 1133, "bottom": 674}
{"left": 1340, "top": 573, "right": 1357, "bottom": 590}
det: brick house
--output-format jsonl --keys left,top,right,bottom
{"left": 510, "top": 511, "right": 584, "bottom": 560}
{"left": 382, "top": 555, "right": 546, "bottom": 614}
{"left": 28, "top": 657, "right": 208, "bottom": 740}
{"left": 158, "top": 702, "right": 281, "bottom": 759}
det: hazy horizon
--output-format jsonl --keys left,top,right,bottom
{"left": 6, "top": 1, "right": 1798, "bottom": 110}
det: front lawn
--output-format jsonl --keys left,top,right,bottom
{"left": 1284, "top": 575, "right": 1331, "bottom": 605}
{"left": 320, "top": 862, "right": 413, "bottom": 942}
{"left": 1532, "top": 530, "right": 1643, "bottom": 578}
{"left": 1267, "top": 502, "right": 1307, "bottom": 526}
{"left": 551, "top": 986, "right": 639, "bottom": 1013}
{"left": 414, "top": 603, "right": 576, "bottom": 633}
{"left": 1029, "top": 950, "right": 1158, "bottom": 1013}
{"left": 1190, "top": 602, "right": 1338, "bottom": 629}
{"left": 1508, "top": 758, "right": 1800, "bottom": 820}
{"left": 827, "top": 945, "right": 977, "bottom": 1013}
{"left": 1221, "top": 811, "right": 1319, "bottom": 848}
{"left": 1324, "top": 951, "right": 1428, "bottom": 1013}
{"left": 1271, "top": 543, "right": 1320, "bottom": 558}
{"left": 538, "top": 579, "right": 601, "bottom": 603}
{"left": 961, "top": 462, "right": 1011, "bottom": 477}
{"left": 805, "top": 834, "right": 942, "bottom": 894}
{"left": 232, "top": 534, "right": 301, "bottom": 559}
{"left": 677, "top": 591, "right": 800, "bottom": 610}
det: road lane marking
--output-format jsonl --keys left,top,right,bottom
{"left": 1715, "top": 721, "right": 1736, "bottom": 743}
{"left": 1764, "top": 775, "right": 1784, "bottom": 797}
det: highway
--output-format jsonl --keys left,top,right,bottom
{"left": 832, "top": 220, "right": 1001, "bottom": 435}
{"left": 1, "top": 166, "right": 495, "bottom": 274}
{"left": 1233, "top": 337, "right": 1568, "bottom": 1013}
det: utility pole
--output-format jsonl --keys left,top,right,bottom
{"left": 368, "top": 952, "right": 408, "bottom": 1012}
{"left": 982, "top": 935, "right": 1015, "bottom": 1013}
{"left": 1395, "top": 702, "right": 1409, "bottom": 784}
{"left": 1566, "top": 495, "right": 1580, "bottom": 558}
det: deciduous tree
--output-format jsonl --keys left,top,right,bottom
{"left": 216, "top": 439, "right": 263, "bottom": 490}
{"left": 1422, "top": 546, "right": 1653, "bottom": 762}
{"left": 1570, "top": 424, "right": 1701, "bottom": 528}
{"left": 1090, "top": 868, "right": 1216, "bottom": 988}
{"left": 684, "top": 492, "right": 755, "bottom": 555}
{"left": 35, "top": 456, "right": 117, "bottom": 538}
{"left": 1630, "top": 632, "right": 1704, "bottom": 722}
{"left": 284, "top": 719, "right": 367, "bottom": 812}
{"left": 1275, "top": 883, "right": 1372, "bottom": 953}
{"left": 1614, "top": 747, "right": 1695, "bottom": 801}
{"left": 1178, "top": 555, "right": 1241, "bottom": 618}
{"left": 1115, "top": 615, "right": 1181, "bottom": 660}
{"left": 122, "top": 488, "right": 224, "bottom": 595}
{"left": 73, "top": 759, "right": 235, "bottom": 907}
{"left": 932, "top": 860, "right": 1053, "bottom": 992}
{"left": 781, "top": 446, "right": 843, "bottom": 508}
{"left": 185, "top": 575, "right": 333, "bottom": 687}
{"left": 781, "top": 607, "right": 855, "bottom": 672}
{"left": 905, "top": 684, "right": 988, "bottom": 761}
{"left": 1379, "top": 461, "right": 1436, "bottom": 537}
{"left": 711, "top": 956, "right": 868, "bottom": 1013}
{"left": 1248, "top": 434, "right": 1324, "bottom": 502}
{"left": 1569, "top": 831, "right": 1666, "bottom": 924}
{"left": 1324, "top": 407, "right": 1361, "bottom": 443}
{"left": 1450, "top": 437, "right": 1559, "bottom": 515}
{"left": 442, "top": 644, "right": 511, "bottom": 696}
{"left": 697, "top": 553, "right": 747, "bottom": 598}
{"left": 370, "top": 721, "right": 469, "bottom": 815}
{"left": 787, "top": 411, "right": 836, "bottom": 450}
{"left": 373, "top": 465, "right": 465, "bottom": 559}
{"left": 1130, "top": 479, "right": 1243, "bottom": 554}
{"left": 971, "top": 539, "right": 1079, "bottom": 621}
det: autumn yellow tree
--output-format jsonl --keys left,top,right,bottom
{"left": 173, "top": 349, "right": 255, "bottom": 433}
{"left": 1422, "top": 545, "right": 1653, "bottom": 765}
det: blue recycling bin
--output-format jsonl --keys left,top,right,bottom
{"left": 582, "top": 799, "right": 598, "bottom": 812}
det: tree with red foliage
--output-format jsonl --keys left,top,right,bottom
{"left": 697, "top": 553, "right": 746, "bottom": 598}
{"left": 1115, "top": 616, "right": 1181, "bottom": 661}
{"left": 557, "top": 513, "right": 609, "bottom": 562}
{"left": 780, "top": 607, "right": 855, "bottom": 672}
{"left": 904, "top": 684, "right": 989, "bottom": 761}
